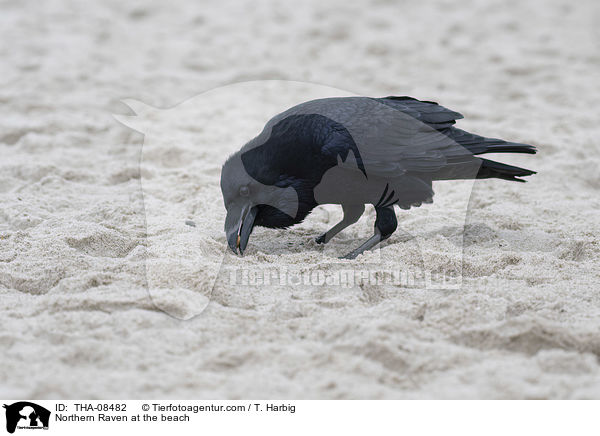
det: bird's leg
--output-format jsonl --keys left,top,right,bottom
{"left": 341, "top": 233, "right": 382, "bottom": 260}
{"left": 316, "top": 204, "right": 365, "bottom": 244}
{"left": 341, "top": 206, "right": 397, "bottom": 259}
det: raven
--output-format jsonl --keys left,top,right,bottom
{"left": 221, "top": 96, "right": 536, "bottom": 258}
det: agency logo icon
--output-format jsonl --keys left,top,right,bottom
{"left": 3, "top": 402, "right": 50, "bottom": 434}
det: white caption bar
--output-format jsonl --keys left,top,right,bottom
{"left": 1, "top": 400, "right": 597, "bottom": 436}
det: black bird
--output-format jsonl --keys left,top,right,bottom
{"left": 221, "top": 96, "right": 536, "bottom": 258}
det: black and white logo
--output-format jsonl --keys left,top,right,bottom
{"left": 3, "top": 402, "right": 50, "bottom": 434}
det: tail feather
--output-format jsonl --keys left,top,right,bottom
{"left": 474, "top": 141, "right": 537, "bottom": 155}
{"left": 442, "top": 127, "right": 537, "bottom": 182}
{"left": 445, "top": 128, "right": 537, "bottom": 155}
{"left": 477, "top": 158, "right": 536, "bottom": 182}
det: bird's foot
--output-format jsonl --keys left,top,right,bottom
{"left": 315, "top": 234, "right": 327, "bottom": 244}
{"left": 339, "top": 250, "right": 359, "bottom": 260}
{"left": 339, "top": 233, "right": 382, "bottom": 260}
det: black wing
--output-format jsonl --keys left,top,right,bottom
{"left": 375, "top": 96, "right": 464, "bottom": 130}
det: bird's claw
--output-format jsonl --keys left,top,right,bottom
{"left": 339, "top": 251, "right": 359, "bottom": 260}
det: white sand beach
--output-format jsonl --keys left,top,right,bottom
{"left": 1, "top": 0, "right": 599, "bottom": 399}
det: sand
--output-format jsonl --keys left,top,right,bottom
{"left": 1, "top": 0, "right": 599, "bottom": 399}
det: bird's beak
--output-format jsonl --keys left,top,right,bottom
{"left": 225, "top": 203, "right": 258, "bottom": 255}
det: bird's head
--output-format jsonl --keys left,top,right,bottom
{"left": 220, "top": 153, "right": 299, "bottom": 255}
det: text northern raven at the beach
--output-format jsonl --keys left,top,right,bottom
{"left": 221, "top": 96, "right": 536, "bottom": 258}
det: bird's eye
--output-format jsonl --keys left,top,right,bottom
{"left": 239, "top": 186, "right": 250, "bottom": 197}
